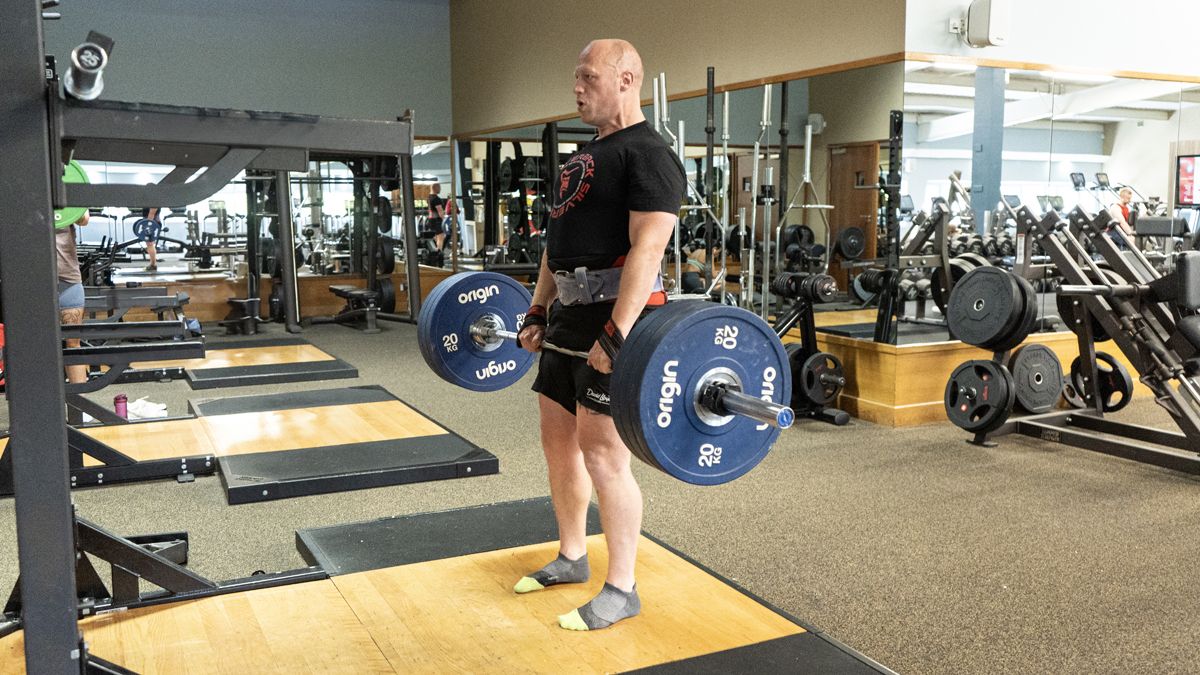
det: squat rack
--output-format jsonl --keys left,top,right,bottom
{"left": 0, "top": 4, "right": 419, "bottom": 671}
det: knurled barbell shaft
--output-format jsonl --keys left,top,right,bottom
{"left": 472, "top": 325, "right": 590, "bottom": 359}
{"left": 474, "top": 323, "right": 794, "bottom": 429}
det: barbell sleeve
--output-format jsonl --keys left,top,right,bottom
{"left": 1058, "top": 284, "right": 1143, "bottom": 299}
{"left": 705, "top": 385, "right": 795, "bottom": 429}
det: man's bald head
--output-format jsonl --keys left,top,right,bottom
{"left": 574, "top": 39, "right": 648, "bottom": 136}
{"left": 580, "top": 39, "right": 644, "bottom": 89}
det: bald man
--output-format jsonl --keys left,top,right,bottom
{"left": 514, "top": 39, "right": 685, "bottom": 631}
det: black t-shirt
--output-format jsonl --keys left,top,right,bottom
{"left": 546, "top": 121, "right": 685, "bottom": 272}
{"left": 542, "top": 121, "right": 684, "bottom": 350}
{"left": 427, "top": 194, "right": 445, "bottom": 219}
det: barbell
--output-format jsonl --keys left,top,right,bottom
{"left": 418, "top": 272, "right": 795, "bottom": 485}
{"left": 132, "top": 218, "right": 165, "bottom": 242}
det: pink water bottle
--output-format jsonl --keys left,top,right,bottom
{"left": 114, "top": 394, "right": 128, "bottom": 419}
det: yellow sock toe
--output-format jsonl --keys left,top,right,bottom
{"left": 513, "top": 576, "right": 545, "bottom": 594}
{"left": 557, "top": 609, "right": 589, "bottom": 631}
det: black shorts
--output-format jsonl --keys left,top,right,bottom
{"left": 532, "top": 349, "right": 612, "bottom": 415}
{"left": 531, "top": 301, "right": 614, "bottom": 416}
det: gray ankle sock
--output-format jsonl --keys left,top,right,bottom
{"left": 513, "top": 553, "right": 589, "bottom": 593}
{"left": 558, "top": 582, "right": 640, "bottom": 631}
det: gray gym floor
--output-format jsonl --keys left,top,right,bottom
{"left": 3, "top": 322, "right": 1199, "bottom": 674}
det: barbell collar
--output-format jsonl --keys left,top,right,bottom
{"left": 704, "top": 383, "right": 794, "bottom": 429}
{"left": 64, "top": 42, "right": 107, "bottom": 101}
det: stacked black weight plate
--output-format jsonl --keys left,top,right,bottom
{"left": 946, "top": 266, "right": 1020, "bottom": 349}
{"left": 835, "top": 227, "right": 866, "bottom": 260}
{"left": 376, "top": 277, "right": 396, "bottom": 314}
{"left": 1007, "top": 344, "right": 1063, "bottom": 413}
{"left": 1012, "top": 274, "right": 1038, "bottom": 348}
{"left": 946, "top": 267, "right": 1033, "bottom": 351}
{"left": 944, "top": 360, "right": 1016, "bottom": 433}
{"left": 956, "top": 252, "right": 991, "bottom": 269}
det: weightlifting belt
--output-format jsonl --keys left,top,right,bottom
{"left": 555, "top": 265, "right": 664, "bottom": 306}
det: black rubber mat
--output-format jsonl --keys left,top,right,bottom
{"left": 626, "top": 633, "right": 887, "bottom": 674}
{"left": 294, "top": 497, "right": 893, "bottom": 674}
{"left": 191, "top": 385, "right": 394, "bottom": 416}
{"left": 175, "top": 336, "right": 357, "bottom": 389}
{"left": 200, "top": 336, "right": 311, "bottom": 350}
{"left": 818, "top": 321, "right": 950, "bottom": 345}
{"left": 220, "top": 436, "right": 497, "bottom": 504}
{"left": 296, "top": 497, "right": 601, "bottom": 575}
{"left": 185, "top": 359, "right": 357, "bottom": 390}
{"left": 195, "top": 385, "right": 497, "bottom": 504}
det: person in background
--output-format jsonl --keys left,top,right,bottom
{"left": 1107, "top": 187, "right": 1138, "bottom": 250}
{"left": 427, "top": 183, "right": 447, "bottom": 251}
{"left": 442, "top": 198, "right": 457, "bottom": 251}
{"left": 138, "top": 206, "right": 163, "bottom": 271}
{"left": 56, "top": 210, "right": 90, "bottom": 384}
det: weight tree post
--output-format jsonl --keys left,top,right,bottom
{"left": 704, "top": 67, "right": 716, "bottom": 289}
{"left": 364, "top": 157, "right": 380, "bottom": 292}
{"left": 400, "top": 150, "right": 422, "bottom": 319}
{"left": 778, "top": 81, "right": 789, "bottom": 224}
{"left": 276, "top": 170, "right": 302, "bottom": 332}
{"left": 872, "top": 110, "right": 904, "bottom": 344}
{"left": 484, "top": 141, "right": 500, "bottom": 249}
{"left": 246, "top": 178, "right": 261, "bottom": 304}
{"left": 0, "top": 0, "right": 86, "bottom": 669}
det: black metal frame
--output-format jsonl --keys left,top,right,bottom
{"left": 83, "top": 286, "right": 190, "bottom": 321}
{"left": 872, "top": 110, "right": 905, "bottom": 344}
{"left": 2, "top": 324, "right": 214, "bottom": 495}
{"left": 841, "top": 111, "right": 939, "bottom": 342}
{"left": 975, "top": 204, "right": 1200, "bottom": 468}
{"left": 0, "top": 8, "right": 417, "bottom": 670}
{"left": 4, "top": 514, "right": 325, "bottom": 619}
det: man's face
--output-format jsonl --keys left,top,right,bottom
{"left": 574, "top": 49, "right": 622, "bottom": 127}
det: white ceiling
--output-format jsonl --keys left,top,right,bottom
{"left": 903, "top": 62, "right": 1200, "bottom": 141}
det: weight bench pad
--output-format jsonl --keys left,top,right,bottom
{"left": 329, "top": 285, "right": 378, "bottom": 301}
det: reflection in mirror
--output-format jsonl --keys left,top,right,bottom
{"left": 459, "top": 63, "right": 907, "bottom": 349}
{"left": 902, "top": 60, "right": 1199, "bottom": 337}
{"left": 72, "top": 138, "right": 452, "bottom": 295}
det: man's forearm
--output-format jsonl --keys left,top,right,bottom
{"left": 530, "top": 249, "right": 557, "bottom": 307}
{"left": 610, "top": 244, "right": 663, "bottom": 335}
